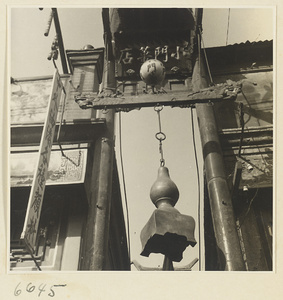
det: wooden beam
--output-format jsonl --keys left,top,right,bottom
{"left": 74, "top": 82, "right": 241, "bottom": 110}
{"left": 11, "top": 119, "right": 106, "bottom": 146}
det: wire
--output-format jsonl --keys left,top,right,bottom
{"left": 226, "top": 9, "right": 231, "bottom": 46}
{"left": 239, "top": 188, "right": 259, "bottom": 227}
{"left": 56, "top": 91, "right": 67, "bottom": 142}
{"left": 238, "top": 102, "right": 245, "bottom": 157}
{"left": 190, "top": 108, "right": 201, "bottom": 271}
{"left": 118, "top": 111, "right": 131, "bottom": 263}
{"left": 240, "top": 88, "right": 269, "bottom": 173}
{"left": 198, "top": 29, "right": 214, "bottom": 85}
{"left": 52, "top": 58, "right": 66, "bottom": 94}
{"left": 51, "top": 58, "right": 77, "bottom": 166}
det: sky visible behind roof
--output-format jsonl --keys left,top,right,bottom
{"left": 9, "top": 7, "right": 273, "bottom": 271}
{"left": 10, "top": 8, "right": 273, "bottom": 78}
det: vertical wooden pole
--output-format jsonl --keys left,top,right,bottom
{"left": 192, "top": 35, "right": 245, "bottom": 271}
{"left": 162, "top": 256, "right": 174, "bottom": 271}
{"left": 89, "top": 58, "right": 116, "bottom": 270}
{"left": 52, "top": 8, "right": 68, "bottom": 74}
{"left": 80, "top": 9, "right": 116, "bottom": 271}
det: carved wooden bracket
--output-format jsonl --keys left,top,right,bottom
{"left": 74, "top": 82, "right": 242, "bottom": 111}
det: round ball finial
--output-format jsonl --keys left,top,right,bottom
{"left": 150, "top": 167, "right": 179, "bottom": 208}
{"left": 82, "top": 44, "right": 94, "bottom": 50}
{"left": 140, "top": 59, "right": 166, "bottom": 86}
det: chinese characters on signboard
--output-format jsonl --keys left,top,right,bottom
{"left": 21, "top": 70, "right": 64, "bottom": 253}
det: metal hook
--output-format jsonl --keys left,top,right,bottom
{"left": 160, "top": 159, "right": 165, "bottom": 167}
{"left": 102, "top": 107, "right": 109, "bottom": 114}
{"left": 69, "top": 80, "right": 80, "bottom": 91}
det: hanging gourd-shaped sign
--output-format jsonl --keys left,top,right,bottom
{"left": 140, "top": 166, "right": 196, "bottom": 262}
{"left": 140, "top": 59, "right": 166, "bottom": 86}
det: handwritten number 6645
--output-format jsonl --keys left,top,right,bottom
{"left": 14, "top": 282, "right": 55, "bottom": 297}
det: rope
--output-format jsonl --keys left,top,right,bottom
{"left": 52, "top": 59, "right": 66, "bottom": 94}
{"left": 51, "top": 58, "right": 81, "bottom": 167}
{"left": 118, "top": 112, "right": 131, "bottom": 263}
{"left": 199, "top": 30, "right": 214, "bottom": 85}
{"left": 56, "top": 84, "right": 67, "bottom": 142}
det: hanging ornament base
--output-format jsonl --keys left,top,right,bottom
{"left": 140, "top": 207, "right": 196, "bottom": 262}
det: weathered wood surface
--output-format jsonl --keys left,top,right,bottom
{"left": 224, "top": 148, "right": 273, "bottom": 190}
{"left": 214, "top": 71, "right": 273, "bottom": 129}
{"left": 11, "top": 76, "right": 96, "bottom": 125}
{"left": 11, "top": 120, "right": 105, "bottom": 146}
{"left": 214, "top": 71, "right": 273, "bottom": 189}
{"left": 11, "top": 79, "right": 54, "bottom": 124}
{"left": 74, "top": 82, "right": 241, "bottom": 110}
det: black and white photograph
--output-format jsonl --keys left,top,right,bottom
{"left": 1, "top": 1, "right": 282, "bottom": 299}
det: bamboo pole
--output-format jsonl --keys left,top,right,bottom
{"left": 192, "top": 35, "right": 245, "bottom": 271}
{"left": 51, "top": 8, "right": 68, "bottom": 74}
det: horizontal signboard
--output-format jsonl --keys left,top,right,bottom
{"left": 11, "top": 148, "right": 87, "bottom": 187}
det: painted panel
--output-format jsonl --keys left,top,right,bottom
{"left": 11, "top": 148, "right": 87, "bottom": 187}
{"left": 11, "top": 77, "right": 69, "bottom": 124}
{"left": 11, "top": 73, "right": 98, "bottom": 125}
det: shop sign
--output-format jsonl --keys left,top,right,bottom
{"left": 11, "top": 149, "right": 87, "bottom": 187}
{"left": 21, "top": 70, "right": 64, "bottom": 253}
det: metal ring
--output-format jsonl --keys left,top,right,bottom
{"left": 155, "top": 132, "right": 166, "bottom": 141}
{"left": 154, "top": 104, "right": 164, "bottom": 112}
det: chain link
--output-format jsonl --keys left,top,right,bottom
{"left": 154, "top": 104, "right": 166, "bottom": 166}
